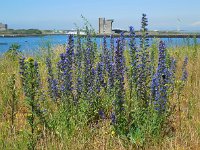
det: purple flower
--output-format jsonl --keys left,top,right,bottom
{"left": 74, "top": 35, "right": 83, "bottom": 102}
{"left": 129, "top": 26, "right": 138, "bottom": 97}
{"left": 181, "top": 56, "right": 188, "bottom": 82}
{"left": 83, "top": 33, "right": 95, "bottom": 99}
{"left": 167, "top": 57, "right": 176, "bottom": 93}
{"left": 34, "top": 61, "right": 41, "bottom": 89}
{"left": 19, "top": 56, "right": 26, "bottom": 86}
{"left": 151, "top": 41, "right": 169, "bottom": 112}
{"left": 103, "top": 36, "right": 110, "bottom": 71}
{"left": 108, "top": 62, "right": 115, "bottom": 89}
{"left": 98, "top": 109, "right": 105, "bottom": 119}
{"left": 58, "top": 35, "right": 74, "bottom": 96}
{"left": 111, "top": 112, "right": 116, "bottom": 124}
{"left": 112, "top": 38, "right": 125, "bottom": 124}
{"left": 96, "top": 61, "right": 105, "bottom": 93}
{"left": 134, "top": 14, "right": 151, "bottom": 104}
{"left": 110, "top": 34, "right": 115, "bottom": 62}
{"left": 51, "top": 79, "right": 59, "bottom": 100}
{"left": 115, "top": 38, "right": 125, "bottom": 82}
{"left": 46, "top": 58, "right": 59, "bottom": 100}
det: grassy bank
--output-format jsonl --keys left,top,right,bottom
{"left": 0, "top": 39, "right": 199, "bottom": 150}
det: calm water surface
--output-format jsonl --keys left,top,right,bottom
{"left": 0, "top": 35, "right": 200, "bottom": 54}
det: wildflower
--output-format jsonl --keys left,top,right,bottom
{"left": 111, "top": 112, "right": 116, "bottom": 124}
{"left": 25, "top": 57, "right": 34, "bottom": 62}
{"left": 120, "top": 32, "right": 126, "bottom": 51}
{"left": 115, "top": 38, "right": 125, "bottom": 83}
{"left": 140, "top": 13, "right": 149, "bottom": 67}
{"left": 27, "top": 113, "right": 32, "bottom": 117}
{"left": 110, "top": 34, "right": 115, "bottom": 62}
{"left": 57, "top": 53, "right": 66, "bottom": 84}
{"left": 103, "top": 35, "right": 110, "bottom": 72}
{"left": 96, "top": 61, "right": 105, "bottom": 93}
{"left": 112, "top": 38, "right": 125, "bottom": 125}
{"left": 46, "top": 58, "right": 53, "bottom": 80}
{"left": 58, "top": 34, "right": 74, "bottom": 98}
{"left": 34, "top": 61, "right": 41, "bottom": 90}
{"left": 75, "top": 34, "right": 83, "bottom": 100}
{"left": 141, "top": 13, "right": 149, "bottom": 42}
{"left": 111, "top": 130, "right": 115, "bottom": 136}
{"left": 83, "top": 40, "right": 95, "bottom": 99}
{"left": 98, "top": 109, "right": 105, "bottom": 119}
{"left": 181, "top": 56, "right": 188, "bottom": 82}
{"left": 105, "top": 35, "right": 115, "bottom": 90}
{"left": 51, "top": 79, "right": 59, "bottom": 100}
{"left": 37, "top": 126, "right": 42, "bottom": 132}
{"left": 108, "top": 62, "right": 115, "bottom": 89}
{"left": 19, "top": 56, "right": 26, "bottom": 85}
{"left": 151, "top": 41, "right": 169, "bottom": 112}
{"left": 168, "top": 57, "right": 176, "bottom": 93}
{"left": 46, "top": 58, "right": 59, "bottom": 101}
{"left": 135, "top": 14, "right": 151, "bottom": 104}
{"left": 129, "top": 26, "right": 138, "bottom": 97}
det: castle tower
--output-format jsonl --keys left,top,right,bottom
{"left": 99, "top": 18, "right": 114, "bottom": 34}
{"left": 99, "top": 18, "right": 105, "bottom": 34}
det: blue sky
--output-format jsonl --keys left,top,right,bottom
{"left": 1, "top": 0, "right": 200, "bottom": 31}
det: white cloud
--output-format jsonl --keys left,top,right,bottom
{"left": 191, "top": 21, "right": 200, "bottom": 26}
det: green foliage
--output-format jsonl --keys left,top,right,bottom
{"left": 7, "top": 74, "right": 18, "bottom": 133}
{"left": 0, "top": 40, "right": 194, "bottom": 149}
{"left": 81, "top": 14, "right": 96, "bottom": 36}
{"left": 0, "top": 29, "right": 42, "bottom": 35}
{"left": 4, "top": 44, "right": 21, "bottom": 60}
{"left": 20, "top": 57, "right": 47, "bottom": 150}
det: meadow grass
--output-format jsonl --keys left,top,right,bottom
{"left": 0, "top": 40, "right": 199, "bottom": 150}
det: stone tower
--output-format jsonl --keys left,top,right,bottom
{"left": 99, "top": 18, "right": 114, "bottom": 34}
{"left": 0, "top": 23, "right": 7, "bottom": 31}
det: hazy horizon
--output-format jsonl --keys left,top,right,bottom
{"left": 1, "top": 0, "right": 200, "bottom": 31}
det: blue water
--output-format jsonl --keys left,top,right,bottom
{"left": 0, "top": 35, "right": 67, "bottom": 54}
{"left": 0, "top": 35, "right": 200, "bottom": 54}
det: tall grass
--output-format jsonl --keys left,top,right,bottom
{"left": 0, "top": 15, "right": 200, "bottom": 149}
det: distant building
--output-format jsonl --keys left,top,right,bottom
{"left": 0, "top": 23, "right": 7, "bottom": 31}
{"left": 66, "top": 30, "right": 86, "bottom": 35}
{"left": 99, "top": 18, "right": 114, "bottom": 34}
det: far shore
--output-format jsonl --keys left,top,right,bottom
{"left": 0, "top": 33, "right": 200, "bottom": 38}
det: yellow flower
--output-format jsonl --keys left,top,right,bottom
{"left": 37, "top": 126, "right": 41, "bottom": 131}
{"left": 25, "top": 57, "right": 34, "bottom": 62}
{"left": 111, "top": 131, "right": 115, "bottom": 136}
{"left": 27, "top": 113, "right": 32, "bottom": 117}
{"left": 176, "top": 80, "right": 182, "bottom": 84}
{"left": 175, "top": 80, "right": 183, "bottom": 87}
{"left": 16, "top": 113, "right": 20, "bottom": 119}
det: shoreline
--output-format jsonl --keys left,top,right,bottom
{"left": 0, "top": 33, "right": 200, "bottom": 38}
